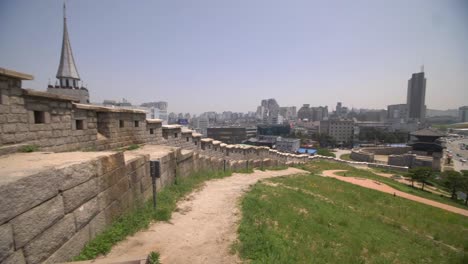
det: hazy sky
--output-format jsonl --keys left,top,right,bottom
{"left": 1, "top": 0, "right": 467, "bottom": 114}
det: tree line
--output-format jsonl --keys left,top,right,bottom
{"left": 408, "top": 167, "right": 468, "bottom": 205}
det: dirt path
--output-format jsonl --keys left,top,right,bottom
{"left": 322, "top": 170, "right": 468, "bottom": 217}
{"left": 88, "top": 168, "right": 308, "bottom": 264}
{"left": 370, "top": 170, "right": 449, "bottom": 197}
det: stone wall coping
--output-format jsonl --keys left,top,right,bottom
{"left": 201, "top": 138, "right": 213, "bottom": 143}
{"left": 192, "top": 133, "right": 202, "bottom": 138}
{"left": 73, "top": 103, "right": 147, "bottom": 114}
{"left": 181, "top": 129, "right": 193, "bottom": 134}
{"left": 212, "top": 141, "right": 221, "bottom": 145}
{"left": 0, "top": 151, "right": 115, "bottom": 186}
{"left": 220, "top": 143, "right": 227, "bottom": 147}
{"left": 0, "top": 67, "right": 34, "bottom": 80}
{"left": 162, "top": 125, "right": 182, "bottom": 129}
{"left": 23, "top": 89, "right": 78, "bottom": 102}
{"left": 146, "top": 119, "right": 163, "bottom": 124}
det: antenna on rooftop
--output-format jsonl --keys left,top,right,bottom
{"left": 421, "top": 64, "right": 424, "bottom": 73}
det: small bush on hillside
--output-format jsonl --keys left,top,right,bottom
{"left": 18, "top": 144, "right": 39, "bottom": 153}
{"left": 147, "top": 251, "right": 160, "bottom": 264}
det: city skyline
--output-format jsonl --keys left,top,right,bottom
{"left": 1, "top": 0, "right": 467, "bottom": 114}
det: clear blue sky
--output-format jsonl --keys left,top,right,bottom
{"left": 1, "top": 0, "right": 467, "bottom": 114}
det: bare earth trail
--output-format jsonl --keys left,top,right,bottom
{"left": 90, "top": 167, "right": 308, "bottom": 264}
{"left": 322, "top": 170, "right": 468, "bottom": 217}
{"left": 368, "top": 169, "right": 450, "bottom": 196}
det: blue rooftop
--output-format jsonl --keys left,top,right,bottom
{"left": 297, "top": 148, "right": 317, "bottom": 154}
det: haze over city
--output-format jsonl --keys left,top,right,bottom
{"left": 1, "top": 0, "right": 468, "bottom": 114}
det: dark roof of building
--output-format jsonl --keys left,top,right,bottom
{"left": 410, "top": 128, "right": 445, "bottom": 137}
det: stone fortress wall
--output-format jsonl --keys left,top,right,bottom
{"left": 350, "top": 145, "right": 439, "bottom": 170}
{"left": 0, "top": 68, "right": 311, "bottom": 264}
{"left": 0, "top": 68, "right": 409, "bottom": 263}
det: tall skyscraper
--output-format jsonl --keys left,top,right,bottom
{"left": 256, "top": 99, "right": 280, "bottom": 124}
{"left": 406, "top": 70, "right": 426, "bottom": 120}
{"left": 459, "top": 106, "right": 468, "bottom": 122}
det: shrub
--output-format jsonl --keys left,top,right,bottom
{"left": 18, "top": 144, "right": 39, "bottom": 153}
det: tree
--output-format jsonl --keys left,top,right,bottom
{"left": 316, "top": 148, "right": 336, "bottom": 157}
{"left": 410, "top": 167, "right": 433, "bottom": 191}
{"left": 461, "top": 170, "right": 468, "bottom": 205}
{"left": 441, "top": 171, "right": 464, "bottom": 200}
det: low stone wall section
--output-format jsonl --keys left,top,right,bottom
{"left": 350, "top": 150, "right": 374, "bottom": 162}
{"left": 360, "top": 146, "right": 412, "bottom": 155}
{"left": 0, "top": 144, "right": 305, "bottom": 264}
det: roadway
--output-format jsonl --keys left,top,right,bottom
{"left": 444, "top": 137, "right": 468, "bottom": 172}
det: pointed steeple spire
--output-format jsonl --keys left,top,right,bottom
{"left": 56, "top": 2, "right": 80, "bottom": 82}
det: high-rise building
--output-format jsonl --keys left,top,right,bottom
{"left": 279, "top": 106, "right": 297, "bottom": 120}
{"left": 320, "top": 119, "right": 354, "bottom": 144}
{"left": 406, "top": 71, "right": 426, "bottom": 120}
{"left": 387, "top": 104, "right": 408, "bottom": 121}
{"left": 256, "top": 99, "right": 280, "bottom": 124}
{"left": 459, "top": 106, "right": 468, "bottom": 122}
{"left": 297, "top": 104, "right": 328, "bottom": 121}
{"left": 47, "top": 3, "right": 89, "bottom": 104}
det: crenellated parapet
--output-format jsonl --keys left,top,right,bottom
{"left": 1, "top": 67, "right": 311, "bottom": 165}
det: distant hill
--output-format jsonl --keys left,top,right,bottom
{"left": 426, "top": 109, "right": 458, "bottom": 117}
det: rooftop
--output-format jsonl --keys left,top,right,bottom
{"left": 410, "top": 128, "right": 445, "bottom": 137}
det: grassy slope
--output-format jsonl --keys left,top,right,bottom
{"left": 297, "top": 161, "right": 467, "bottom": 209}
{"left": 237, "top": 174, "right": 468, "bottom": 264}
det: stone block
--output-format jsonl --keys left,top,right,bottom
{"left": 11, "top": 196, "right": 65, "bottom": 249}
{"left": 97, "top": 176, "right": 129, "bottom": 210}
{"left": 24, "top": 214, "right": 75, "bottom": 264}
{"left": 104, "top": 200, "right": 122, "bottom": 225}
{"left": 73, "top": 197, "right": 99, "bottom": 229}
{"left": 129, "top": 163, "right": 149, "bottom": 185}
{"left": 10, "top": 105, "right": 27, "bottom": 114}
{"left": 43, "top": 225, "right": 90, "bottom": 264}
{"left": 97, "top": 167, "right": 126, "bottom": 191}
{"left": 63, "top": 178, "right": 98, "bottom": 213}
{"left": 125, "top": 155, "right": 148, "bottom": 174}
{"left": 0, "top": 224, "right": 14, "bottom": 262}
{"left": 140, "top": 173, "right": 152, "bottom": 193}
{"left": 97, "top": 152, "right": 125, "bottom": 175}
{"left": 119, "top": 190, "right": 134, "bottom": 212}
{"left": 89, "top": 211, "right": 106, "bottom": 239}
{"left": 0, "top": 171, "right": 59, "bottom": 225}
{"left": 56, "top": 159, "right": 102, "bottom": 192}
{"left": 2, "top": 124, "right": 16, "bottom": 133}
{"left": 1, "top": 250, "right": 26, "bottom": 264}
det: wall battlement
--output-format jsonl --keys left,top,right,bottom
{"left": 0, "top": 69, "right": 308, "bottom": 164}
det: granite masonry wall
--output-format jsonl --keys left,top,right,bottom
{"left": 350, "top": 150, "right": 375, "bottom": 162}
{"left": 0, "top": 143, "right": 303, "bottom": 264}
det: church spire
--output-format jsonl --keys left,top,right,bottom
{"left": 56, "top": 2, "right": 80, "bottom": 87}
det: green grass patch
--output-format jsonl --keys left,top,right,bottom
{"left": 259, "top": 165, "right": 289, "bottom": 171}
{"left": 297, "top": 161, "right": 467, "bottom": 209}
{"left": 18, "top": 144, "right": 39, "bottom": 153}
{"left": 147, "top": 251, "right": 161, "bottom": 264}
{"left": 73, "top": 169, "right": 234, "bottom": 261}
{"left": 126, "top": 144, "right": 140, "bottom": 151}
{"left": 316, "top": 148, "right": 336, "bottom": 157}
{"left": 339, "top": 153, "right": 352, "bottom": 161}
{"left": 236, "top": 174, "right": 468, "bottom": 263}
